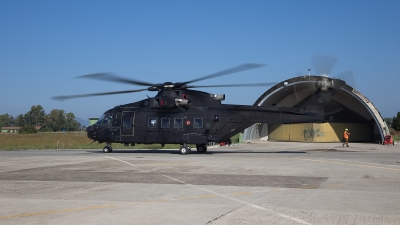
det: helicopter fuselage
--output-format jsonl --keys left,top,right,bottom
{"left": 86, "top": 89, "right": 324, "bottom": 154}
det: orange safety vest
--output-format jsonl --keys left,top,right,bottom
{"left": 343, "top": 131, "right": 349, "bottom": 139}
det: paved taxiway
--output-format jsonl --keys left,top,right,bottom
{"left": 0, "top": 142, "right": 400, "bottom": 225}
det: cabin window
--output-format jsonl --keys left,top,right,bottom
{"left": 174, "top": 118, "right": 183, "bottom": 128}
{"left": 161, "top": 118, "right": 170, "bottom": 128}
{"left": 122, "top": 117, "right": 132, "bottom": 128}
{"left": 148, "top": 117, "right": 157, "bottom": 128}
{"left": 194, "top": 118, "right": 203, "bottom": 128}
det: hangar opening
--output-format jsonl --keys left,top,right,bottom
{"left": 243, "top": 75, "right": 389, "bottom": 143}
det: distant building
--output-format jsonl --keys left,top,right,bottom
{"left": 89, "top": 118, "right": 99, "bottom": 126}
{"left": 1, "top": 126, "right": 41, "bottom": 133}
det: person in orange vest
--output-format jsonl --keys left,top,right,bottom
{"left": 342, "top": 128, "right": 350, "bottom": 147}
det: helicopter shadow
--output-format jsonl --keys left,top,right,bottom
{"left": 85, "top": 149, "right": 307, "bottom": 155}
{"left": 202, "top": 150, "right": 307, "bottom": 154}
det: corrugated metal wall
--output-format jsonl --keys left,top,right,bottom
{"left": 268, "top": 123, "right": 374, "bottom": 142}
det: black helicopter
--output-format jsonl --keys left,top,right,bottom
{"left": 54, "top": 64, "right": 328, "bottom": 155}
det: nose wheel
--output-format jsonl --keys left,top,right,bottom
{"left": 103, "top": 143, "right": 113, "bottom": 153}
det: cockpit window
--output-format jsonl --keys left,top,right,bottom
{"left": 95, "top": 113, "right": 112, "bottom": 126}
{"left": 95, "top": 114, "right": 105, "bottom": 125}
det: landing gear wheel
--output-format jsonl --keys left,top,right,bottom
{"left": 103, "top": 146, "right": 112, "bottom": 153}
{"left": 179, "top": 144, "right": 191, "bottom": 155}
{"left": 103, "top": 143, "right": 113, "bottom": 153}
{"left": 196, "top": 144, "right": 207, "bottom": 153}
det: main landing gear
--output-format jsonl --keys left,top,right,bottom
{"left": 179, "top": 144, "right": 207, "bottom": 155}
{"left": 179, "top": 144, "right": 191, "bottom": 155}
{"left": 196, "top": 144, "right": 207, "bottom": 154}
{"left": 103, "top": 142, "right": 113, "bottom": 153}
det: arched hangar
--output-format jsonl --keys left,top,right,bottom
{"left": 243, "top": 75, "right": 389, "bottom": 143}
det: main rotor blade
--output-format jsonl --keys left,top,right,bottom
{"left": 52, "top": 88, "right": 148, "bottom": 101}
{"left": 311, "top": 55, "right": 339, "bottom": 76}
{"left": 188, "top": 82, "right": 277, "bottom": 88}
{"left": 335, "top": 69, "right": 356, "bottom": 88}
{"left": 76, "top": 73, "right": 155, "bottom": 87}
{"left": 177, "top": 63, "right": 264, "bottom": 88}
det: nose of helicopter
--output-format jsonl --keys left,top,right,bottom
{"left": 86, "top": 125, "right": 97, "bottom": 140}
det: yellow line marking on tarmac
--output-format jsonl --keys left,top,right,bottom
{"left": 192, "top": 194, "right": 217, "bottom": 199}
{"left": 0, "top": 204, "right": 117, "bottom": 220}
{"left": 142, "top": 199, "right": 170, "bottom": 204}
{"left": 292, "top": 157, "right": 400, "bottom": 171}
{"left": 301, "top": 185, "right": 318, "bottom": 189}
{"left": 328, "top": 183, "right": 344, "bottom": 187}
{"left": 180, "top": 194, "right": 217, "bottom": 200}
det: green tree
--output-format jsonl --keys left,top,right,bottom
{"left": 47, "top": 109, "right": 63, "bottom": 131}
{"left": 57, "top": 109, "right": 67, "bottom": 131}
{"left": 0, "top": 114, "right": 14, "bottom": 127}
{"left": 19, "top": 125, "right": 38, "bottom": 134}
{"left": 1, "top": 107, "right": 82, "bottom": 132}
{"left": 25, "top": 105, "right": 46, "bottom": 126}
{"left": 65, "top": 112, "right": 81, "bottom": 131}
{"left": 14, "top": 114, "right": 26, "bottom": 127}
{"left": 46, "top": 109, "right": 81, "bottom": 131}
{"left": 392, "top": 112, "right": 400, "bottom": 130}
